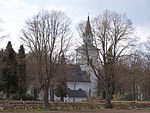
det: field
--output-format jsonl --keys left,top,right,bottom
{"left": 0, "top": 101, "right": 150, "bottom": 113}
{"left": 0, "top": 110, "right": 150, "bottom": 113}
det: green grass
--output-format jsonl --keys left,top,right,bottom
{"left": 144, "top": 107, "right": 150, "bottom": 110}
{"left": 0, "top": 108, "right": 44, "bottom": 112}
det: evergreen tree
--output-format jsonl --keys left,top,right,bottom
{"left": 54, "top": 54, "right": 67, "bottom": 102}
{"left": 17, "top": 45, "right": 26, "bottom": 98}
{"left": 55, "top": 81, "right": 67, "bottom": 102}
{"left": 0, "top": 41, "right": 18, "bottom": 98}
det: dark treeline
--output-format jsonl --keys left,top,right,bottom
{"left": 0, "top": 41, "right": 26, "bottom": 99}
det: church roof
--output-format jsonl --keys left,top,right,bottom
{"left": 65, "top": 64, "right": 90, "bottom": 82}
{"left": 67, "top": 89, "right": 87, "bottom": 98}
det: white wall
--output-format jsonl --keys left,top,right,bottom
{"left": 67, "top": 97, "right": 87, "bottom": 102}
{"left": 80, "top": 64, "right": 98, "bottom": 97}
{"left": 26, "top": 85, "right": 32, "bottom": 95}
{"left": 53, "top": 94, "right": 87, "bottom": 102}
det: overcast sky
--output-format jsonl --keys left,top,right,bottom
{"left": 0, "top": 0, "right": 150, "bottom": 50}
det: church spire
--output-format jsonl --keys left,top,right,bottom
{"left": 83, "top": 15, "right": 93, "bottom": 45}
{"left": 85, "top": 16, "right": 92, "bottom": 35}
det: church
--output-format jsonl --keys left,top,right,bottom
{"left": 27, "top": 16, "right": 98, "bottom": 102}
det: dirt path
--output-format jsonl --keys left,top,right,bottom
{"left": 1, "top": 110, "right": 150, "bottom": 113}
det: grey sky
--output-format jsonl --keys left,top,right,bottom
{"left": 0, "top": 0, "right": 149, "bottom": 50}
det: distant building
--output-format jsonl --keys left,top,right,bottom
{"left": 27, "top": 16, "right": 98, "bottom": 102}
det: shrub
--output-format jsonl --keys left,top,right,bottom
{"left": 11, "top": 94, "right": 21, "bottom": 100}
{"left": 24, "top": 94, "right": 35, "bottom": 101}
{"left": 11, "top": 93, "right": 35, "bottom": 101}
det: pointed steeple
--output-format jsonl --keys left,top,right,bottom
{"left": 83, "top": 16, "right": 93, "bottom": 45}
{"left": 85, "top": 16, "right": 92, "bottom": 35}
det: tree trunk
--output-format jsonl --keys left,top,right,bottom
{"left": 61, "top": 96, "right": 64, "bottom": 102}
{"left": 43, "top": 87, "right": 49, "bottom": 110}
{"left": 50, "top": 88, "right": 54, "bottom": 101}
{"left": 106, "top": 89, "right": 113, "bottom": 108}
{"left": 6, "top": 92, "right": 10, "bottom": 99}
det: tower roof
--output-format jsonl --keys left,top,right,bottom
{"left": 83, "top": 16, "right": 93, "bottom": 45}
{"left": 85, "top": 16, "right": 92, "bottom": 35}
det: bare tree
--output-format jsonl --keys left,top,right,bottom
{"left": 21, "top": 10, "right": 71, "bottom": 109}
{"left": 78, "top": 10, "right": 134, "bottom": 108}
{"left": 143, "top": 36, "right": 150, "bottom": 100}
{"left": 128, "top": 52, "right": 144, "bottom": 101}
{"left": 114, "top": 51, "right": 147, "bottom": 101}
{"left": 143, "top": 56, "right": 150, "bottom": 101}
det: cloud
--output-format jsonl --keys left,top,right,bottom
{"left": 135, "top": 23, "right": 150, "bottom": 42}
{"left": 0, "top": 0, "right": 70, "bottom": 50}
{"left": 0, "top": 0, "right": 149, "bottom": 50}
{"left": 0, "top": 0, "right": 26, "bottom": 9}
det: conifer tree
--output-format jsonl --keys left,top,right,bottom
{"left": 54, "top": 53, "right": 67, "bottom": 102}
{"left": 0, "top": 41, "right": 18, "bottom": 98}
{"left": 17, "top": 45, "right": 26, "bottom": 98}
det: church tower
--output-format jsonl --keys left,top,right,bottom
{"left": 76, "top": 16, "right": 98, "bottom": 97}
{"left": 76, "top": 16, "right": 98, "bottom": 65}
